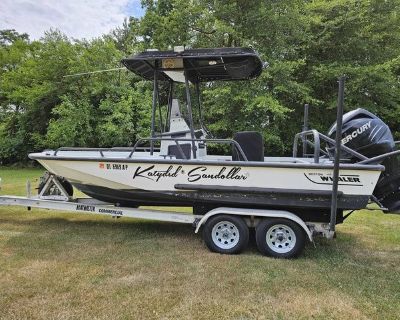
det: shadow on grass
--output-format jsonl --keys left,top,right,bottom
{"left": 0, "top": 215, "right": 195, "bottom": 237}
{"left": 1, "top": 216, "right": 208, "bottom": 266}
{"left": 0, "top": 214, "right": 368, "bottom": 261}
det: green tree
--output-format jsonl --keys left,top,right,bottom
{"left": 0, "top": 29, "right": 29, "bottom": 46}
{"left": 1, "top": 0, "right": 399, "bottom": 163}
{"left": 303, "top": 0, "right": 400, "bottom": 138}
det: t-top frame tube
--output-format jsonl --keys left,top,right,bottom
{"left": 150, "top": 69, "right": 159, "bottom": 155}
{"left": 184, "top": 71, "right": 197, "bottom": 159}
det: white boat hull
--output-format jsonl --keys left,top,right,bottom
{"left": 35, "top": 158, "right": 380, "bottom": 196}
{"left": 29, "top": 152, "right": 383, "bottom": 221}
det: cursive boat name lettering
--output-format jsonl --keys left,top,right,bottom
{"left": 133, "top": 165, "right": 182, "bottom": 182}
{"left": 132, "top": 165, "right": 248, "bottom": 183}
{"left": 187, "top": 166, "right": 248, "bottom": 183}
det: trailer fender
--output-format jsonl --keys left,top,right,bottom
{"left": 194, "top": 207, "right": 313, "bottom": 242}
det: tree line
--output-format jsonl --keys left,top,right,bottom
{"left": 1, "top": 0, "right": 399, "bottom": 164}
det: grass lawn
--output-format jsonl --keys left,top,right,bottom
{"left": 0, "top": 167, "right": 399, "bottom": 319}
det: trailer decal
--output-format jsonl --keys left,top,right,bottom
{"left": 76, "top": 204, "right": 96, "bottom": 212}
{"left": 98, "top": 208, "right": 123, "bottom": 216}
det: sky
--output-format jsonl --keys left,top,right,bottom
{"left": 0, "top": 0, "right": 144, "bottom": 40}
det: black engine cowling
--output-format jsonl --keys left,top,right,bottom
{"left": 327, "top": 108, "right": 395, "bottom": 159}
{"left": 328, "top": 108, "right": 400, "bottom": 213}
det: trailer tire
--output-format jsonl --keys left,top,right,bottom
{"left": 255, "top": 218, "right": 305, "bottom": 258}
{"left": 38, "top": 173, "right": 73, "bottom": 197}
{"left": 203, "top": 215, "right": 249, "bottom": 254}
{"left": 59, "top": 179, "right": 74, "bottom": 197}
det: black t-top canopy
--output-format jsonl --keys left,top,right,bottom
{"left": 121, "top": 47, "right": 263, "bottom": 83}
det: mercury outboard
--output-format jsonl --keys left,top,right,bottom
{"left": 328, "top": 108, "right": 400, "bottom": 212}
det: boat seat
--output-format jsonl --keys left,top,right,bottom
{"left": 232, "top": 131, "right": 264, "bottom": 161}
{"left": 168, "top": 143, "right": 192, "bottom": 159}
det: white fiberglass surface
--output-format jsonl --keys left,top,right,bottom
{"left": 35, "top": 156, "right": 382, "bottom": 196}
{"left": 31, "top": 150, "right": 332, "bottom": 164}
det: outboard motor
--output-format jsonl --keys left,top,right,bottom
{"left": 327, "top": 108, "right": 395, "bottom": 159}
{"left": 328, "top": 108, "right": 400, "bottom": 213}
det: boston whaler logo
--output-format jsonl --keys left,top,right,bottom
{"left": 304, "top": 172, "right": 362, "bottom": 186}
{"left": 133, "top": 165, "right": 248, "bottom": 182}
{"left": 341, "top": 121, "right": 371, "bottom": 145}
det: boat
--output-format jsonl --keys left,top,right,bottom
{"left": 29, "top": 47, "right": 400, "bottom": 226}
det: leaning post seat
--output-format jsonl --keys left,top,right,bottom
{"left": 232, "top": 131, "right": 264, "bottom": 161}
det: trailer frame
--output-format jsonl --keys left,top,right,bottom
{"left": 1, "top": 175, "right": 341, "bottom": 257}
{"left": 0, "top": 193, "right": 317, "bottom": 239}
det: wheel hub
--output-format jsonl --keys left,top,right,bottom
{"left": 266, "top": 224, "right": 296, "bottom": 254}
{"left": 276, "top": 231, "right": 285, "bottom": 242}
{"left": 221, "top": 228, "right": 231, "bottom": 238}
{"left": 211, "top": 221, "right": 240, "bottom": 250}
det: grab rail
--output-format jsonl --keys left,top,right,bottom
{"left": 53, "top": 130, "right": 394, "bottom": 164}
{"left": 129, "top": 137, "right": 248, "bottom": 161}
{"left": 53, "top": 146, "right": 159, "bottom": 157}
{"left": 52, "top": 138, "right": 247, "bottom": 161}
{"left": 358, "top": 149, "right": 400, "bottom": 164}
{"left": 293, "top": 130, "right": 321, "bottom": 163}
{"left": 293, "top": 130, "right": 368, "bottom": 163}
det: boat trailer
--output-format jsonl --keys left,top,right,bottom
{"left": 0, "top": 173, "right": 335, "bottom": 257}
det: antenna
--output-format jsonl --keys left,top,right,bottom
{"left": 63, "top": 67, "right": 125, "bottom": 78}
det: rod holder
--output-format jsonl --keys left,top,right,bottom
{"left": 330, "top": 75, "right": 346, "bottom": 232}
{"left": 302, "top": 104, "right": 310, "bottom": 157}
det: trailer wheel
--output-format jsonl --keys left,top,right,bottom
{"left": 59, "top": 178, "right": 74, "bottom": 197}
{"left": 203, "top": 215, "right": 249, "bottom": 254}
{"left": 38, "top": 173, "right": 73, "bottom": 197}
{"left": 255, "top": 218, "right": 305, "bottom": 258}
